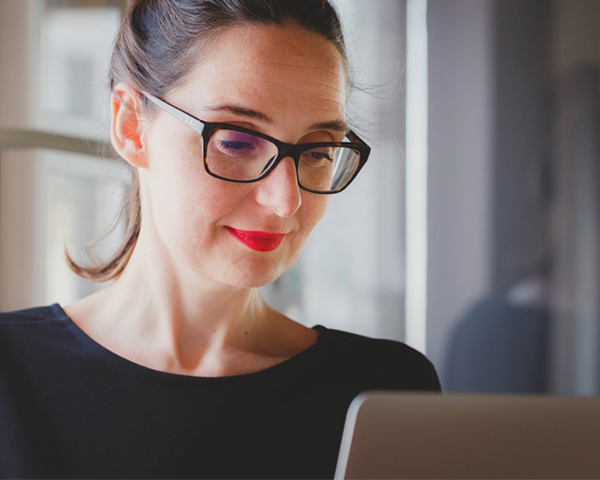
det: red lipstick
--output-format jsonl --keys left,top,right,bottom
{"left": 225, "top": 227, "right": 286, "bottom": 252}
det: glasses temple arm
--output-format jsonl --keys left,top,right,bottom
{"left": 141, "top": 91, "right": 205, "bottom": 134}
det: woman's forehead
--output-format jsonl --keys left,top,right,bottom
{"left": 171, "top": 23, "right": 347, "bottom": 124}
{"left": 211, "top": 22, "right": 344, "bottom": 66}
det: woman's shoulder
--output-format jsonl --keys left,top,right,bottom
{"left": 314, "top": 325, "right": 441, "bottom": 391}
{"left": 0, "top": 303, "right": 60, "bottom": 323}
{"left": 0, "top": 304, "right": 63, "bottom": 334}
{"left": 0, "top": 303, "right": 65, "bottom": 349}
{"left": 315, "top": 324, "right": 432, "bottom": 364}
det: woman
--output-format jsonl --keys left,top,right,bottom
{"left": 0, "top": 0, "right": 440, "bottom": 478}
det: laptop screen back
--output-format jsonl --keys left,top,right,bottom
{"left": 335, "top": 392, "right": 600, "bottom": 479}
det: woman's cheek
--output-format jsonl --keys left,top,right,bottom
{"left": 305, "top": 194, "right": 331, "bottom": 230}
{"left": 144, "top": 169, "right": 196, "bottom": 249}
{"left": 287, "top": 195, "right": 330, "bottom": 257}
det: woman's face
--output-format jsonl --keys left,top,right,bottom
{"left": 140, "top": 23, "right": 348, "bottom": 289}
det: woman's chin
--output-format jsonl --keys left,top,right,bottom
{"left": 209, "top": 259, "right": 289, "bottom": 290}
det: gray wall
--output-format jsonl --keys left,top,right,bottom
{"left": 427, "top": 0, "right": 495, "bottom": 382}
{"left": 427, "top": 0, "right": 600, "bottom": 392}
{"left": 492, "top": 0, "right": 548, "bottom": 290}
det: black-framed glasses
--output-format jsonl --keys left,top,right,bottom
{"left": 140, "top": 91, "right": 371, "bottom": 194}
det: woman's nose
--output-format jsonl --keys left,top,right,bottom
{"left": 254, "top": 156, "right": 302, "bottom": 217}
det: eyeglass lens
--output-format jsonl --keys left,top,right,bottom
{"left": 206, "top": 129, "right": 361, "bottom": 193}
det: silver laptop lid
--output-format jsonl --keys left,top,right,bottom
{"left": 335, "top": 392, "right": 600, "bottom": 479}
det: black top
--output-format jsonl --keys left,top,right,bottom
{"left": 0, "top": 303, "right": 441, "bottom": 479}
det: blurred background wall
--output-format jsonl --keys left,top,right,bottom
{"left": 429, "top": 0, "right": 600, "bottom": 395}
{"left": 1, "top": 0, "right": 599, "bottom": 395}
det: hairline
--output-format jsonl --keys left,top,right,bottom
{"left": 140, "top": 18, "right": 349, "bottom": 120}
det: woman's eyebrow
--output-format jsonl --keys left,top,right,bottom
{"left": 204, "top": 104, "right": 273, "bottom": 123}
{"left": 204, "top": 103, "right": 349, "bottom": 133}
{"left": 309, "top": 119, "right": 349, "bottom": 133}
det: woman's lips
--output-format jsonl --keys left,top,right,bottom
{"left": 225, "top": 227, "right": 286, "bottom": 252}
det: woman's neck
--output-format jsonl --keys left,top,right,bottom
{"left": 62, "top": 232, "right": 317, "bottom": 376}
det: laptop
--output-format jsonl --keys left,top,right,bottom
{"left": 334, "top": 391, "right": 600, "bottom": 479}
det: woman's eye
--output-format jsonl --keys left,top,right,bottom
{"left": 303, "top": 150, "right": 333, "bottom": 163}
{"left": 311, "top": 152, "right": 331, "bottom": 161}
{"left": 218, "top": 140, "right": 254, "bottom": 154}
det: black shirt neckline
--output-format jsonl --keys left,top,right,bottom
{"left": 50, "top": 302, "right": 328, "bottom": 384}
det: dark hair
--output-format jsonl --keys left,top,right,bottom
{"left": 66, "top": 0, "right": 348, "bottom": 282}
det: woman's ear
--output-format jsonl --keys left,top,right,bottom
{"left": 110, "top": 82, "right": 149, "bottom": 169}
